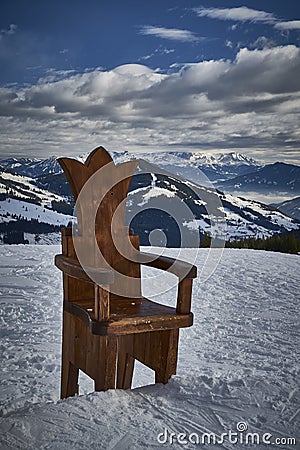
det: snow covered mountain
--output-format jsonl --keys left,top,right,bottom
{"left": 218, "top": 152, "right": 258, "bottom": 166}
{"left": 116, "top": 150, "right": 262, "bottom": 184}
{"left": 218, "top": 162, "right": 300, "bottom": 196}
{"left": 126, "top": 163, "right": 299, "bottom": 245}
{"left": 187, "top": 151, "right": 261, "bottom": 183}
{"left": 272, "top": 196, "right": 300, "bottom": 221}
{"left": 0, "top": 156, "right": 61, "bottom": 178}
{"left": 0, "top": 155, "right": 298, "bottom": 245}
{"left": 0, "top": 150, "right": 261, "bottom": 185}
{"left": 0, "top": 167, "right": 73, "bottom": 238}
{"left": 0, "top": 168, "right": 67, "bottom": 205}
{"left": 33, "top": 158, "right": 300, "bottom": 243}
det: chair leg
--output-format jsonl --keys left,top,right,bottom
{"left": 117, "top": 353, "right": 135, "bottom": 389}
{"left": 94, "top": 336, "right": 118, "bottom": 391}
{"left": 117, "top": 336, "right": 135, "bottom": 389}
{"left": 155, "top": 329, "right": 179, "bottom": 384}
{"left": 155, "top": 368, "right": 172, "bottom": 384}
{"left": 128, "top": 330, "right": 180, "bottom": 385}
{"left": 61, "top": 360, "right": 79, "bottom": 399}
{"left": 61, "top": 311, "right": 79, "bottom": 399}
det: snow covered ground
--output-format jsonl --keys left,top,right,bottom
{"left": 0, "top": 246, "right": 299, "bottom": 449}
{"left": 0, "top": 198, "right": 73, "bottom": 226}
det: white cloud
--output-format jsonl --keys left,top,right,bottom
{"left": 194, "top": 6, "right": 300, "bottom": 34}
{"left": 140, "top": 26, "right": 200, "bottom": 42}
{"left": 274, "top": 21, "right": 300, "bottom": 31}
{"left": 158, "top": 47, "right": 175, "bottom": 55}
{"left": 250, "top": 36, "right": 276, "bottom": 49}
{"left": 139, "top": 47, "right": 175, "bottom": 61}
{"left": 194, "top": 6, "right": 276, "bottom": 23}
{"left": 0, "top": 24, "right": 18, "bottom": 39}
{"left": 0, "top": 47, "right": 300, "bottom": 162}
{"left": 140, "top": 53, "right": 154, "bottom": 61}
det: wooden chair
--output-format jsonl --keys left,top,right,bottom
{"left": 55, "top": 146, "right": 197, "bottom": 399}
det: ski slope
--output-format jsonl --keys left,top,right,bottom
{"left": 0, "top": 246, "right": 299, "bottom": 449}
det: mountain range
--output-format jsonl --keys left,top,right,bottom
{"left": 0, "top": 156, "right": 61, "bottom": 178}
{"left": 0, "top": 167, "right": 73, "bottom": 240}
{"left": 126, "top": 165, "right": 299, "bottom": 246}
{"left": 1, "top": 151, "right": 299, "bottom": 246}
{"left": 1, "top": 151, "right": 261, "bottom": 183}
{"left": 218, "top": 162, "right": 300, "bottom": 196}
{"left": 2, "top": 150, "right": 299, "bottom": 197}
{"left": 272, "top": 196, "right": 300, "bottom": 222}
{"left": 130, "top": 151, "right": 262, "bottom": 184}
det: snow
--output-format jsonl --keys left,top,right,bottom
{"left": 112, "top": 151, "right": 262, "bottom": 189}
{"left": 0, "top": 172, "right": 65, "bottom": 204}
{"left": 0, "top": 246, "right": 299, "bottom": 449}
{"left": 183, "top": 218, "right": 211, "bottom": 233}
{"left": 190, "top": 153, "right": 219, "bottom": 165}
{"left": 227, "top": 191, "right": 295, "bottom": 206}
{"left": 219, "top": 194, "right": 299, "bottom": 236}
{"left": 217, "top": 152, "right": 260, "bottom": 166}
{"left": 2, "top": 154, "right": 298, "bottom": 244}
{"left": 129, "top": 151, "right": 260, "bottom": 170}
{"left": 181, "top": 190, "right": 299, "bottom": 240}
{"left": 0, "top": 198, "right": 73, "bottom": 226}
{"left": 24, "top": 232, "right": 62, "bottom": 245}
{"left": 137, "top": 187, "right": 176, "bottom": 207}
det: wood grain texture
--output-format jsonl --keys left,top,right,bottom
{"left": 56, "top": 146, "right": 196, "bottom": 397}
{"left": 55, "top": 254, "right": 114, "bottom": 284}
{"left": 138, "top": 251, "right": 197, "bottom": 279}
{"left": 177, "top": 278, "right": 194, "bottom": 314}
{"left": 63, "top": 295, "right": 193, "bottom": 335}
{"left": 117, "top": 335, "right": 135, "bottom": 389}
{"left": 95, "top": 284, "right": 110, "bottom": 321}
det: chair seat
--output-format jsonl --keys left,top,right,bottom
{"left": 64, "top": 296, "right": 193, "bottom": 336}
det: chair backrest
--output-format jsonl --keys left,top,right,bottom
{"left": 58, "top": 147, "right": 141, "bottom": 297}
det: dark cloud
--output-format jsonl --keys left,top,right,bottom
{"left": 0, "top": 45, "right": 299, "bottom": 162}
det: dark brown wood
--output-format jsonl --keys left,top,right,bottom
{"left": 177, "top": 278, "right": 194, "bottom": 314}
{"left": 55, "top": 146, "right": 197, "bottom": 398}
{"left": 61, "top": 311, "right": 79, "bottom": 399}
{"left": 124, "top": 329, "right": 179, "bottom": 384}
{"left": 94, "top": 284, "right": 110, "bottom": 321}
{"left": 55, "top": 254, "right": 114, "bottom": 285}
{"left": 155, "top": 329, "right": 179, "bottom": 384}
{"left": 138, "top": 251, "right": 197, "bottom": 279}
{"left": 117, "top": 336, "right": 135, "bottom": 389}
{"left": 94, "top": 336, "right": 118, "bottom": 391}
{"left": 63, "top": 295, "right": 193, "bottom": 335}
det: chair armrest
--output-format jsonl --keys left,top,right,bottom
{"left": 137, "top": 252, "right": 197, "bottom": 279}
{"left": 138, "top": 252, "right": 197, "bottom": 314}
{"left": 54, "top": 254, "right": 114, "bottom": 285}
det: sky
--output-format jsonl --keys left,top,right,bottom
{"left": 0, "top": 0, "right": 300, "bottom": 164}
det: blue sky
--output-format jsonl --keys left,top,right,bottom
{"left": 1, "top": 0, "right": 300, "bottom": 163}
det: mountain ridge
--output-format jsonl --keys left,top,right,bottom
{"left": 272, "top": 196, "right": 300, "bottom": 221}
{"left": 1, "top": 158, "right": 299, "bottom": 245}
{"left": 0, "top": 151, "right": 262, "bottom": 183}
{"left": 218, "top": 162, "right": 300, "bottom": 196}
